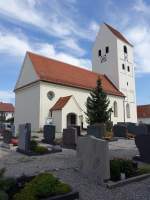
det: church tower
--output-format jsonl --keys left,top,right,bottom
{"left": 92, "top": 23, "right": 137, "bottom": 123}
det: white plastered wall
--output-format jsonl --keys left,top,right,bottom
{"left": 39, "top": 81, "right": 125, "bottom": 131}
{"left": 92, "top": 24, "right": 119, "bottom": 87}
{"left": 14, "top": 83, "right": 40, "bottom": 133}
{"left": 117, "top": 39, "right": 137, "bottom": 123}
{"left": 15, "top": 53, "right": 38, "bottom": 90}
{"left": 52, "top": 110, "right": 62, "bottom": 133}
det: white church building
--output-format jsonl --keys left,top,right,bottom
{"left": 14, "top": 23, "right": 137, "bottom": 133}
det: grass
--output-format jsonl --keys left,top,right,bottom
{"left": 137, "top": 165, "right": 150, "bottom": 175}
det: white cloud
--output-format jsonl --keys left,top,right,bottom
{"left": 0, "top": 28, "right": 91, "bottom": 69}
{"left": 0, "top": 0, "right": 98, "bottom": 41}
{"left": 0, "top": 31, "right": 32, "bottom": 56}
{"left": 59, "top": 38, "right": 86, "bottom": 56}
{"left": 0, "top": 90, "right": 15, "bottom": 103}
{"left": 133, "top": 0, "right": 150, "bottom": 14}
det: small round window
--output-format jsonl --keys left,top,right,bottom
{"left": 47, "top": 91, "right": 55, "bottom": 100}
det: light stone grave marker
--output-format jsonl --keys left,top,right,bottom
{"left": 77, "top": 135, "right": 110, "bottom": 184}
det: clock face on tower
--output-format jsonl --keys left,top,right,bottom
{"left": 100, "top": 55, "right": 107, "bottom": 63}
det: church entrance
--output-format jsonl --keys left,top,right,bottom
{"left": 67, "top": 113, "right": 77, "bottom": 127}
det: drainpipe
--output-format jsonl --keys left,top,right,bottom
{"left": 123, "top": 99, "right": 126, "bottom": 123}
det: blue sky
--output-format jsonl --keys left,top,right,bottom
{"left": 0, "top": 0, "right": 150, "bottom": 105}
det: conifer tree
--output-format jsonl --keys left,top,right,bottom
{"left": 86, "top": 77, "right": 111, "bottom": 125}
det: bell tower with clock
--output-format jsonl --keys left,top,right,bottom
{"left": 92, "top": 23, "right": 137, "bottom": 123}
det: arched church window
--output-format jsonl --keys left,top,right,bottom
{"left": 106, "top": 46, "right": 109, "bottom": 54}
{"left": 126, "top": 103, "right": 130, "bottom": 118}
{"left": 127, "top": 66, "right": 130, "bottom": 72}
{"left": 122, "top": 64, "right": 125, "bottom": 70}
{"left": 113, "top": 101, "right": 118, "bottom": 117}
{"left": 98, "top": 49, "right": 101, "bottom": 56}
{"left": 124, "top": 45, "right": 127, "bottom": 54}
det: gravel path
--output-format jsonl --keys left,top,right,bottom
{"left": 0, "top": 139, "right": 150, "bottom": 200}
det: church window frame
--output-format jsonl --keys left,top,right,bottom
{"left": 124, "top": 45, "right": 128, "bottom": 54}
{"left": 126, "top": 103, "right": 130, "bottom": 118}
{"left": 106, "top": 46, "right": 109, "bottom": 54}
{"left": 113, "top": 101, "right": 118, "bottom": 117}
{"left": 47, "top": 91, "right": 55, "bottom": 100}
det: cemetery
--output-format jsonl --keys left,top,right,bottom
{"left": 0, "top": 79, "right": 150, "bottom": 200}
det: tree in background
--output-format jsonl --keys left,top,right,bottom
{"left": 86, "top": 77, "right": 112, "bottom": 125}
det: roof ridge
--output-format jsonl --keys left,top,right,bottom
{"left": 27, "top": 51, "right": 104, "bottom": 77}
{"left": 104, "top": 23, "right": 133, "bottom": 47}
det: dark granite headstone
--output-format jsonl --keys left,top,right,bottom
{"left": 135, "top": 124, "right": 148, "bottom": 135}
{"left": 18, "top": 123, "right": 31, "bottom": 153}
{"left": 69, "top": 125, "right": 81, "bottom": 136}
{"left": 10, "top": 125, "right": 15, "bottom": 136}
{"left": 127, "top": 123, "right": 137, "bottom": 135}
{"left": 43, "top": 125, "right": 55, "bottom": 144}
{"left": 63, "top": 127, "right": 77, "bottom": 149}
{"left": 87, "top": 123, "right": 106, "bottom": 139}
{"left": 3, "top": 130, "right": 12, "bottom": 144}
{"left": 135, "top": 134, "right": 150, "bottom": 163}
{"left": 146, "top": 124, "right": 150, "bottom": 133}
{"left": 113, "top": 125, "right": 128, "bottom": 137}
{"left": 0, "top": 124, "right": 5, "bottom": 136}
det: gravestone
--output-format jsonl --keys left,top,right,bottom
{"left": 3, "top": 130, "right": 12, "bottom": 144}
{"left": 43, "top": 125, "right": 55, "bottom": 144}
{"left": 87, "top": 123, "right": 106, "bottom": 139}
{"left": 10, "top": 125, "right": 15, "bottom": 137}
{"left": 126, "top": 123, "right": 137, "bottom": 135}
{"left": 113, "top": 125, "right": 128, "bottom": 137}
{"left": 70, "top": 125, "right": 81, "bottom": 136}
{"left": 18, "top": 123, "right": 31, "bottom": 153}
{"left": 77, "top": 136, "right": 110, "bottom": 184}
{"left": 146, "top": 124, "right": 150, "bottom": 133}
{"left": 63, "top": 127, "right": 77, "bottom": 149}
{"left": 135, "top": 124, "right": 148, "bottom": 135}
{"left": 135, "top": 134, "right": 150, "bottom": 163}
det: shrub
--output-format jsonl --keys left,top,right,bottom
{"left": 30, "top": 140, "right": 38, "bottom": 151}
{"left": 13, "top": 173, "right": 71, "bottom": 200}
{"left": 110, "top": 159, "right": 121, "bottom": 181}
{"left": 0, "top": 190, "right": 8, "bottom": 200}
{"left": 53, "top": 182, "right": 71, "bottom": 195}
{"left": 0, "top": 178, "right": 16, "bottom": 192}
{"left": 0, "top": 168, "right": 5, "bottom": 178}
{"left": 34, "top": 146, "right": 49, "bottom": 154}
{"left": 106, "top": 121, "right": 113, "bottom": 132}
{"left": 110, "top": 159, "right": 138, "bottom": 181}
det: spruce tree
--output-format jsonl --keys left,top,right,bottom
{"left": 86, "top": 77, "right": 111, "bottom": 125}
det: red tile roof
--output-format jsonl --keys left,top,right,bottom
{"left": 137, "top": 105, "right": 150, "bottom": 118}
{"left": 0, "top": 102, "right": 14, "bottom": 112}
{"left": 50, "top": 96, "right": 72, "bottom": 111}
{"left": 105, "top": 23, "right": 133, "bottom": 47}
{"left": 27, "top": 52, "right": 124, "bottom": 97}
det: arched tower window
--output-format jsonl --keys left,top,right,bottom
{"left": 113, "top": 101, "right": 118, "bottom": 117}
{"left": 126, "top": 103, "right": 130, "bottom": 118}
{"left": 124, "top": 45, "right": 127, "bottom": 54}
